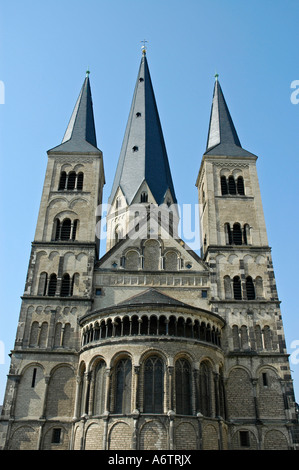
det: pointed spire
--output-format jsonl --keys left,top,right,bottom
{"left": 108, "top": 53, "right": 177, "bottom": 205}
{"left": 49, "top": 72, "right": 99, "bottom": 153}
{"left": 205, "top": 78, "right": 255, "bottom": 157}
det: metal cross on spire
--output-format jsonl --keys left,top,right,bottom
{"left": 141, "top": 39, "right": 148, "bottom": 55}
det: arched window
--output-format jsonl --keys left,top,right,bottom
{"left": 175, "top": 358, "right": 192, "bottom": 415}
{"left": 220, "top": 176, "right": 228, "bottom": 195}
{"left": 77, "top": 172, "right": 84, "bottom": 190}
{"left": 54, "top": 322, "right": 62, "bottom": 347}
{"left": 62, "top": 323, "right": 71, "bottom": 348}
{"left": 168, "top": 316, "right": 176, "bottom": 336}
{"left": 60, "top": 219, "right": 71, "bottom": 240}
{"left": 158, "top": 316, "right": 167, "bottom": 335}
{"left": 140, "top": 316, "right": 149, "bottom": 335}
{"left": 233, "top": 276, "right": 242, "bottom": 300}
{"left": 29, "top": 321, "right": 39, "bottom": 347}
{"left": 149, "top": 316, "right": 158, "bottom": 335}
{"left": 67, "top": 171, "right": 76, "bottom": 190}
{"left": 246, "top": 276, "right": 255, "bottom": 300}
{"left": 237, "top": 176, "right": 245, "bottom": 195}
{"left": 233, "top": 223, "right": 242, "bottom": 245}
{"left": 144, "top": 356, "right": 164, "bottom": 413}
{"left": 114, "top": 358, "right": 132, "bottom": 414}
{"left": 39, "top": 322, "right": 48, "bottom": 347}
{"left": 199, "top": 362, "right": 212, "bottom": 416}
{"left": 228, "top": 176, "right": 236, "bottom": 195}
{"left": 58, "top": 171, "right": 67, "bottom": 190}
{"left": 94, "top": 361, "right": 106, "bottom": 415}
{"left": 48, "top": 274, "right": 57, "bottom": 296}
{"left": 60, "top": 274, "right": 71, "bottom": 297}
{"left": 140, "top": 192, "right": 148, "bottom": 203}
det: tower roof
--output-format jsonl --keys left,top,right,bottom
{"left": 205, "top": 78, "right": 256, "bottom": 158}
{"left": 108, "top": 53, "right": 177, "bottom": 205}
{"left": 48, "top": 72, "right": 100, "bottom": 154}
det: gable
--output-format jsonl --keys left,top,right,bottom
{"left": 98, "top": 210, "right": 208, "bottom": 272}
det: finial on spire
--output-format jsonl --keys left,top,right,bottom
{"left": 86, "top": 68, "right": 90, "bottom": 78}
{"left": 215, "top": 72, "right": 219, "bottom": 81}
{"left": 141, "top": 39, "right": 148, "bottom": 55}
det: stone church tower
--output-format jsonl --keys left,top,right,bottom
{"left": 0, "top": 49, "right": 297, "bottom": 450}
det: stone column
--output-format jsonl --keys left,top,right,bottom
{"left": 102, "top": 412, "right": 110, "bottom": 450}
{"left": 251, "top": 378, "right": 260, "bottom": 420}
{"left": 73, "top": 375, "right": 83, "bottom": 420}
{"left": 193, "top": 369, "right": 199, "bottom": 413}
{"left": 132, "top": 410, "right": 140, "bottom": 450}
{"left": 133, "top": 366, "right": 140, "bottom": 411}
{"left": 40, "top": 374, "right": 50, "bottom": 419}
{"left": 84, "top": 372, "right": 92, "bottom": 415}
{"left": 167, "top": 366, "right": 174, "bottom": 412}
{"left": 104, "top": 368, "right": 111, "bottom": 413}
{"left": 197, "top": 413, "right": 203, "bottom": 450}
{"left": 87, "top": 371, "right": 95, "bottom": 416}
{"left": 168, "top": 410, "right": 175, "bottom": 450}
{"left": 214, "top": 372, "right": 220, "bottom": 417}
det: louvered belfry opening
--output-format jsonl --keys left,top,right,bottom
{"left": 221, "top": 176, "right": 228, "bottom": 195}
{"left": 237, "top": 176, "right": 245, "bottom": 195}
{"left": 47, "top": 274, "right": 57, "bottom": 296}
{"left": 246, "top": 276, "right": 255, "bottom": 300}
{"left": 60, "top": 219, "right": 71, "bottom": 240}
{"left": 233, "top": 276, "right": 242, "bottom": 300}
{"left": 232, "top": 223, "right": 242, "bottom": 245}
{"left": 67, "top": 171, "right": 76, "bottom": 190}
{"left": 228, "top": 176, "right": 236, "bottom": 195}
{"left": 60, "top": 274, "right": 71, "bottom": 297}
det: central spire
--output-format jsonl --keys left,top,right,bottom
{"left": 108, "top": 53, "right": 177, "bottom": 206}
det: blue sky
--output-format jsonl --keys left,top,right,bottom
{"left": 0, "top": 0, "right": 298, "bottom": 403}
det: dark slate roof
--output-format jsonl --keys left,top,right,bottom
{"left": 108, "top": 53, "right": 177, "bottom": 205}
{"left": 115, "top": 288, "right": 194, "bottom": 309}
{"left": 204, "top": 79, "right": 256, "bottom": 158}
{"left": 48, "top": 74, "right": 100, "bottom": 154}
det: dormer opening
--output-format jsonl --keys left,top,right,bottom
{"left": 140, "top": 192, "right": 148, "bottom": 203}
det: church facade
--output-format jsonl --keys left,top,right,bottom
{"left": 0, "top": 49, "right": 298, "bottom": 450}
